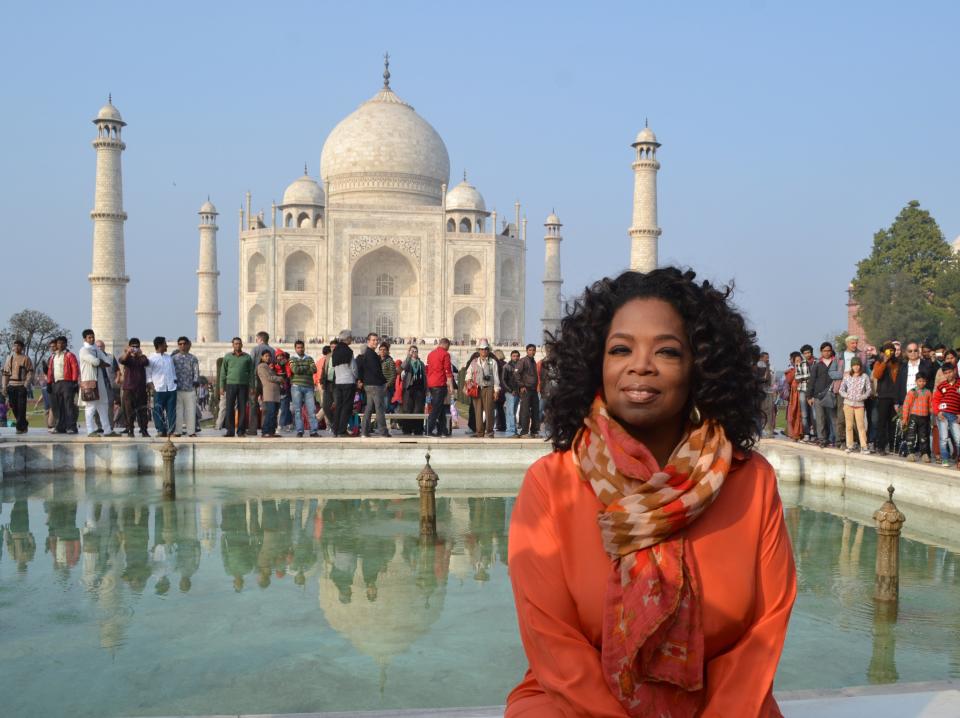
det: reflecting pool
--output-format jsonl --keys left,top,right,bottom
{"left": 0, "top": 477, "right": 958, "bottom": 717}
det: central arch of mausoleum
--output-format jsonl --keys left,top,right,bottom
{"left": 350, "top": 247, "right": 419, "bottom": 339}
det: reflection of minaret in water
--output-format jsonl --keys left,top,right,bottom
{"left": 199, "top": 503, "right": 218, "bottom": 553}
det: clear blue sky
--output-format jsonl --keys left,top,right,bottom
{"left": 3, "top": 1, "right": 958, "bottom": 365}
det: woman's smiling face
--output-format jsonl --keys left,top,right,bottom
{"left": 602, "top": 297, "right": 693, "bottom": 433}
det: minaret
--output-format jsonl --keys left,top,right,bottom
{"left": 196, "top": 199, "right": 220, "bottom": 342}
{"left": 628, "top": 121, "right": 661, "bottom": 272}
{"left": 542, "top": 212, "right": 563, "bottom": 339}
{"left": 89, "top": 96, "right": 129, "bottom": 355}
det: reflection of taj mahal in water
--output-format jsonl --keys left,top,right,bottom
{"left": 86, "top": 56, "right": 663, "bottom": 356}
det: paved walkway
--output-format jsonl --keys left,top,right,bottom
{"left": 143, "top": 680, "right": 960, "bottom": 717}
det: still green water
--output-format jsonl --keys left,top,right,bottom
{"left": 0, "top": 478, "right": 957, "bottom": 717}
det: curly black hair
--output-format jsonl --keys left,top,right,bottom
{"left": 543, "top": 267, "right": 764, "bottom": 452}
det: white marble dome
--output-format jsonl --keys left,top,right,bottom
{"left": 320, "top": 87, "right": 450, "bottom": 205}
{"left": 96, "top": 101, "right": 123, "bottom": 124}
{"left": 445, "top": 178, "right": 486, "bottom": 212}
{"left": 281, "top": 173, "right": 325, "bottom": 206}
{"left": 199, "top": 199, "right": 217, "bottom": 214}
{"left": 634, "top": 126, "right": 658, "bottom": 144}
{"left": 544, "top": 212, "right": 561, "bottom": 226}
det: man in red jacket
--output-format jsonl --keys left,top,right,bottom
{"left": 47, "top": 335, "right": 80, "bottom": 434}
{"left": 426, "top": 338, "right": 454, "bottom": 436}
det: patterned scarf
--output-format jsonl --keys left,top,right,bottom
{"left": 572, "top": 396, "right": 732, "bottom": 717}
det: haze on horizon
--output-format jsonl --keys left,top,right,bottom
{"left": 2, "top": 1, "right": 958, "bottom": 365}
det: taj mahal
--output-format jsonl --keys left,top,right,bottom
{"left": 86, "top": 57, "right": 663, "bottom": 366}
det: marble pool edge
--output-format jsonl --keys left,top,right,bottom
{"left": 140, "top": 679, "right": 960, "bottom": 717}
{"left": 2, "top": 433, "right": 959, "bottom": 514}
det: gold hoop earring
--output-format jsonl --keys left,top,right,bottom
{"left": 689, "top": 404, "right": 702, "bottom": 425}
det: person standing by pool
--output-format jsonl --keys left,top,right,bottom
{"left": 933, "top": 362, "right": 960, "bottom": 467}
{"left": 119, "top": 338, "right": 150, "bottom": 437}
{"left": 807, "top": 342, "right": 840, "bottom": 448}
{"left": 1, "top": 338, "right": 33, "bottom": 434}
{"left": 78, "top": 329, "right": 119, "bottom": 437}
{"left": 288, "top": 340, "right": 320, "bottom": 438}
{"left": 356, "top": 333, "right": 389, "bottom": 437}
{"left": 257, "top": 350, "right": 284, "bottom": 438}
{"left": 901, "top": 373, "right": 933, "bottom": 462}
{"left": 172, "top": 337, "right": 200, "bottom": 437}
{"left": 146, "top": 337, "right": 178, "bottom": 437}
{"left": 507, "top": 268, "right": 796, "bottom": 717}
{"left": 220, "top": 337, "right": 255, "bottom": 438}
{"left": 872, "top": 342, "right": 900, "bottom": 456}
{"left": 331, "top": 330, "right": 357, "bottom": 437}
{"left": 784, "top": 351, "right": 804, "bottom": 441}
{"left": 465, "top": 339, "right": 500, "bottom": 438}
{"left": 839, "top": 357, "right": 871, "bottom": 454}
{"left": 516, "top": 344, "right": 540, "bottom": 438}
{"left": 48, "top": 335, "right": 79, "bottom": 434}
{"left": 502, "top": 349, "right": 522, "bottom": 437}
{"left": 426, "top": 338, "right": 454, "bottom": 437}
{"left": 400, "top": 345, "right": 426, "bottom": 435}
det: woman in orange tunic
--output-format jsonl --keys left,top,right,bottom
{"left": 507, "top": 268, "right": 796, "bottom": 717}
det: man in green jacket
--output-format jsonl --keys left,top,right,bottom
{"left": 220, "top": 337, "right": 255, "bottom": 437}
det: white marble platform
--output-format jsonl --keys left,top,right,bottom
{"left": 142, "top": 680, "right": 960, "bottom": 717}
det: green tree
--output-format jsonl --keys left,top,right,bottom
{"left": 853, "top": 201, "right": 956, "bottom": 344}
{"left": 856, "top": 272, "right": 941, "bottom": 344}
{"left": 0, "top": 309, "right": 71, "bottom": 371}
{"left": 855, "top": 200, "right": 953, "bottom": 292}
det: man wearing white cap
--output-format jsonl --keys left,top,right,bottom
{"left": 465, "top": 339, "right": 500, "bottom": 438}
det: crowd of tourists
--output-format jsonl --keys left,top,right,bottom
{"left": 7, "top": 325, "right": 960, "bottom": 464}
{"left": 212, "top": 330, "right": 549, "bottom": 439}
{"left": 769, "top": 335, "right": 960, "bottom": 468}
{"left": 0, "top": 328, "right": 552, "bottom": 440}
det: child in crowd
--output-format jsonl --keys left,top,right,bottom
{"left": 901, "top": 374, "right": 933, "bottom": 462}
{"left": 839, "top": 357, "right": 871, "bottom": 454}
{"left": 933, "top": 362, "right": 960, "bottom": 468}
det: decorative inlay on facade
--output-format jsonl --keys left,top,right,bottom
{"left": 349, "top": 234, "right": 421, "bottom": 261}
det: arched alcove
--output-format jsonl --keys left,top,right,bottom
{"left": 247, "top": 252, "right": 267, "bottom": 292}
{"left": 247, "top": 304, "right": 267, "bottom": 335}
{"left": 454, "top": 255, "right": 482, "bottom": 296}
{"left": 453, "top": 307, "right": 481, "bottom": 344}
{"left": 297, "top": 212, "right": 311, "bottom": 228}
{"left": 284, "top": 251, "right": 315, "bottom": 292}
{"left": 459, "top": 217, "right": 472, "bottom": 233}
{"left": 284, "top": 303, "right": 313, "bottom": 341}
{"left": 499, "top": 258, "right": 517, "bottom": 298}
{"left": 351, "top": 247, "right": 418, "bottom": 338}
{"left": 284, "top": 213, "right": 294, "bottom": 228}
{"left": 447, "top": 218, "right": 456, "bottom": 232}
{"left": 498, "top": 309, "right": 517, "bottom": 344}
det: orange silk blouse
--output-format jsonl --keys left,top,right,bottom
{"left": 507, "top": 449, "right": 796, "bottom": 717}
